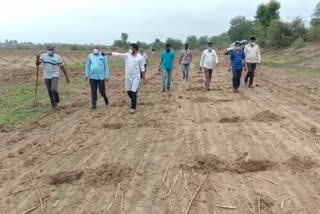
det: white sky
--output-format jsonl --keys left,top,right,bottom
{"left": 0, "top": 0, "right": 318, "bottom": 44}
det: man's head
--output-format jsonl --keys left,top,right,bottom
{"left": 249, "top": 37, "right": 256, "bottom": 46}
{"left": 93, "top": 45, "right": 100, "bottom": 54}
{"left": 130, "top": 43, "right": 139, "bottom": 55}
{"left": 139, "top": 48, "right": 144, "bottom": 54}
{"left": 184, "top": 43, "right": 189, "bottom": 50}
{"left": 207, "top": 42, "right": 213, "bottom": 52}
{"left": 166, "top": 44, "right": 171, "bottom": 52}
{"left": 234, "top": 42, "right": 241, "bottom": 52}
{"left": 46, "top": 45, "right": 55, "bottom": 56}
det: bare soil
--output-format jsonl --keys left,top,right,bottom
{"left": 0, "top": 50, "right": 320, "bottom": 214}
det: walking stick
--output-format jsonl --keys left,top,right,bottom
{"left": 35, "top": 55, "right": 40, "bottom": 100}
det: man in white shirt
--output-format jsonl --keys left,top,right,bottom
{"left": 105, "top": 44, "right": 145, "bottom": 114}
{"left": 200, "top": 42, "right": 218, "bottom": 91}
{"left": 138, "top": 48, "right": 148, "bottom": 80}
{"left": 244, "top": 37, "right": 261, "bottom": 88}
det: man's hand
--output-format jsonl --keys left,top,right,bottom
{"left": 228, "top": 67, "right": 231, "bottom": 72}
{"left": 105, "top": 78, "right": 109, "bottom": 86}
{"left": 66, "top": 77, "right": 70, "bottom": 84}
{"left": 85, "top": 77, "right": 88, "bottom": 82}
{"left": 159, "top": 67, "right": 162, "bottom": 72}
{"left": 199, "top": 67, "right": 202, "bottom": 71}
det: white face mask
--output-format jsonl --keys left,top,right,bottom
{"left": 128, "top": 49, "right": 133, "bottom": 54}
{"left": 250, "top": 42, "right": 256, "bottom": 46}
{"left": 207, "top": 47, "right": 212, "bottom": 51}
{"left": 93, "top": 48, "right": 99, "bottom": 54}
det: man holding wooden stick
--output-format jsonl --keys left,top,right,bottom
{"left": 36, "top": 45, "right": 70, "bottom": 109}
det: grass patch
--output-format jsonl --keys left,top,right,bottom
{"left": 0, "top": 77, "right": 85, "bottom": 127}
{"left": 66, "top": 62, "right": 86, "bottom": 70}
{"left": 263, "top": 60, "right": 320, "bottom": 79}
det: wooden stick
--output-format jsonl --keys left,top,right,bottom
{"left": 107, "top": 201, "right": 113, "bottom": 210}
{"left": 29, "top": 179, "right": 44, "bottom": 214}
{"left": 210, "top": 180, "right": 223, "bottom": 200}
{"left": 216, "top": 205, "right": 237, "bottom": 209}
{"left": 165, "top": 170, "right": 182, "bottom": 197}
{"left": 246, "top": 205, "right": 255, "bottom": 214}
{"left": 314, "top": 141, "right": 320, "bottom": 152}
{"left": 114, "top": 183, "right": 121, "bottom": 198}
{"left": 258, "top": 190, "right": 262, "bottom": 214}
{"left": 162, "top": 159, "right": 172, "bottom": 185}
{"left": 262, "top": 177, "right": 279, "bottom": 186}
{"left": 280, "top": 199, "right": 284, "bottom": 208}
{"left": 22, "top": 195, "right": 54, "bottom": 214}
{"left": 266, "top": 192, "right": 276, "bottom": 201}
{"left": 185, "top": 173, "right": 209, "bottom": 214}
{"left": 138, "top": 135, "right": 192, "bottom": 145}
{"left": 245, "top": 196, "right": 255, "bottom": 213}
{"left": 121, "top": 191, "right": 124, "bottom": 211}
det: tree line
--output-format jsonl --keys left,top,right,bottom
{"left": 2, "top": 1, "right": 320, "bottom": 51}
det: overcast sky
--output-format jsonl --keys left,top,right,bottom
{"left": 0, "top": 0, "right": 318, "bottom": 45}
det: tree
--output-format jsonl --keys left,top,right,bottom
{"left": 197, "top": 36, "right": 209, "bottom": 49}
{"left": 290, "top": 17, "right": 307, "bottom": 41}
{"left": 313, "top": 2, "right": 320, "bottom": 18}
{"left": 185, "top": 35, "right": 197, "bottom": 49}
{"left": 151, "top": 38, "right": 164, "bottom": 51}
{"left": 165, "top": 38, "right": 183, "bottom": 50}
{"left": 255, "top": 0, "right": 281, "bottom": 27}
{"left": 121, "top": 33, "right": 128, "bottom": 43}
{"left": 309, "top": 2, "right": 320, "bottom": 41}
{"left": 267, "top": 20, "right": 293, "bottom": 47}
{"left": 228, "top": 16, "right": 254, "bottom": 41}
{"left": 210, "top": 33, "right": 230, "bottom": 49}
{"left": 137, "top": 41, "right": 149, "bottom": 49}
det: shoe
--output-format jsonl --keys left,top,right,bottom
{"left": 130, "top": 109, "right": 136, "bottom": 114}
{"left": 167, "top": 87, "right": 170, "bottom": 90}
{"left": 91, "top": 107, "right": 97, "bottom": 111}
{"left": 105, "top": 99, "right": 111, "bottom": 107}
{"left": 207, "top": 88, "right": 210, "bottom": 91}
{"left": 162, "top": 88, "right": 166, "bottom": 92}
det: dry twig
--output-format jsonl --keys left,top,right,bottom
{"left": 22, "top": 195, "right": 54, "bottom": 214}
{"left": 262, "top": 177, "right": 279, "bottom": 186}
{"left": 185, "top": 173, "right": 209, "bottom": 214}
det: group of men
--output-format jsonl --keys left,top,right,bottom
{"left": 36, "top": 37, "right": 260, "bottom": 114}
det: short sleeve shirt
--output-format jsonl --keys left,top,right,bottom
{"left": 181, "top": 49, "right": 192, "bottom": 64}
{"left": 40, "top": 53, "right": 64, "bottom": 79}
{"left": 161, "top": 50, "right": 176, "bottom": 70}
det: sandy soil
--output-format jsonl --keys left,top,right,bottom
{"left": 0, "top": 51, "right": 320, "bottom": 214}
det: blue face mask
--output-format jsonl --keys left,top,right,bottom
{"left": 235, "top": 46, "right": 241, "bottom": 51}
{"left": 47, "top": 50, "right": 54, "bottom": 56}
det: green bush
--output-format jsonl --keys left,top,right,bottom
{"left": 292, "top": 37, "right": 305, "bottom": 48}
{"left": 267, "top": 20, "right": 294, "bottom": 47}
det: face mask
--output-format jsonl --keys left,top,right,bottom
{"left": 207, "top": 47, "right": 212, "bottom": 52}
{"left": 47, "top": 50, "right": 54, "bottom": 56}
{"left": 235, "top": 46, "right": 241, "bottom": 51}
{"left": 166, "top": 49, "right": 170, "bottom": 52}
{"left": 250, "top": 42, "right": 256, "bottom": 46}
{"left": 93, "top": 49, "right": 99, "bottom": 54}
{"left": 185, "top": 47, "right": 188, "bottom": 50}
{"left": 128, "top": 49, "right": 133, "bottom": 54}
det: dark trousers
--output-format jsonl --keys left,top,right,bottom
{"left": 127, "top": 91, "right": 138, "bottom": 110}
{"left": 89, "top": 79, "right": 109, "bottom": 109}
{"left": 232, "top": 68, "right": 243, "bottom": 90}
{"left": 45, "top": 77, "right": 59, "bottom": 108}
{"left": 204, "top": 68, "right": 213, "bottom": 89}
{"left": 245, "top": 63, "right": 257, "bottom": 86}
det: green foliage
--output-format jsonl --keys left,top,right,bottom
{"left": 150, "top": 38, "right": 165, "bottom": 51}
{"left": 313, "top": 2, "right": 320, "bottom": 18}
{"left": 136, "top": 41, "right": 150, "bottom": 50}
{"left": 255, "top": 0, "right": 281, "bottom": 27}
{"left": 290, "top": 17, "right": 307, "bottom": 41}
{"left": 228, "top": 16, "right": 254, "bottom": 41}
{"left": 210, "top": 33, "right": 230, "bottom": 49}
{"left": 267, "top": 20, "right": 293, "bottom": 47}
{"left": 165, "top": 38, "right": 183, "bottom": 50}
{"left": 197, "top": 36, "right": 209, "bottom": 50}
{"left": 185, "top": 35, "right": 198, "bottom": 49}
{"left": 292, "top": 37, "right": 305, "bottom": 48}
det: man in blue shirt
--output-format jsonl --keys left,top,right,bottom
{"left": 159, "top": 44, "right": 176, "bottom": 92}
{"left": 229, "top": 42, "right": 247, "bottom": 93}
{"left": 86, "top": 45, "right": 110, "bottom": 110}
